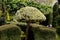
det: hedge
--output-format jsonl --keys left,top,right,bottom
{"left": 0, "top": 24, "right": 21, "bottom": 40}
{"left": 32, "top": 25, "right": 56, "bottom": 40}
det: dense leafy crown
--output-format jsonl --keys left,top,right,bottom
{"left": 14, "top": 7, "right": 46, "bottom": 22}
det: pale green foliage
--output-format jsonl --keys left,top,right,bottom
{"left": 14, "top": 7, "right": 46, "bottom": 22}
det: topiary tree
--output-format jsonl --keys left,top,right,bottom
{"left": 12, "top": 6, "right": 46, "bottom": 40}
{"left": 12, "top": 7, "right": 56, "bottom": 40}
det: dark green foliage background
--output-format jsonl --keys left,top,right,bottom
{"left": 0, "top": 0, "right": 52, "bottom": 15}
{"left": 0, "top": 0, "right": 52, "bottom": 25}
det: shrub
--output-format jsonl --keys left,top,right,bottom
{"left": 32, "top": 25, "right": 56, "bottom": 40}
{"left": 0, "top": 24, "right": 21, "bottom": 40}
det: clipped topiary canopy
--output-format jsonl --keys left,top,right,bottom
{"left": 14, "top": 7, "right": 46, "bottom": 22}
